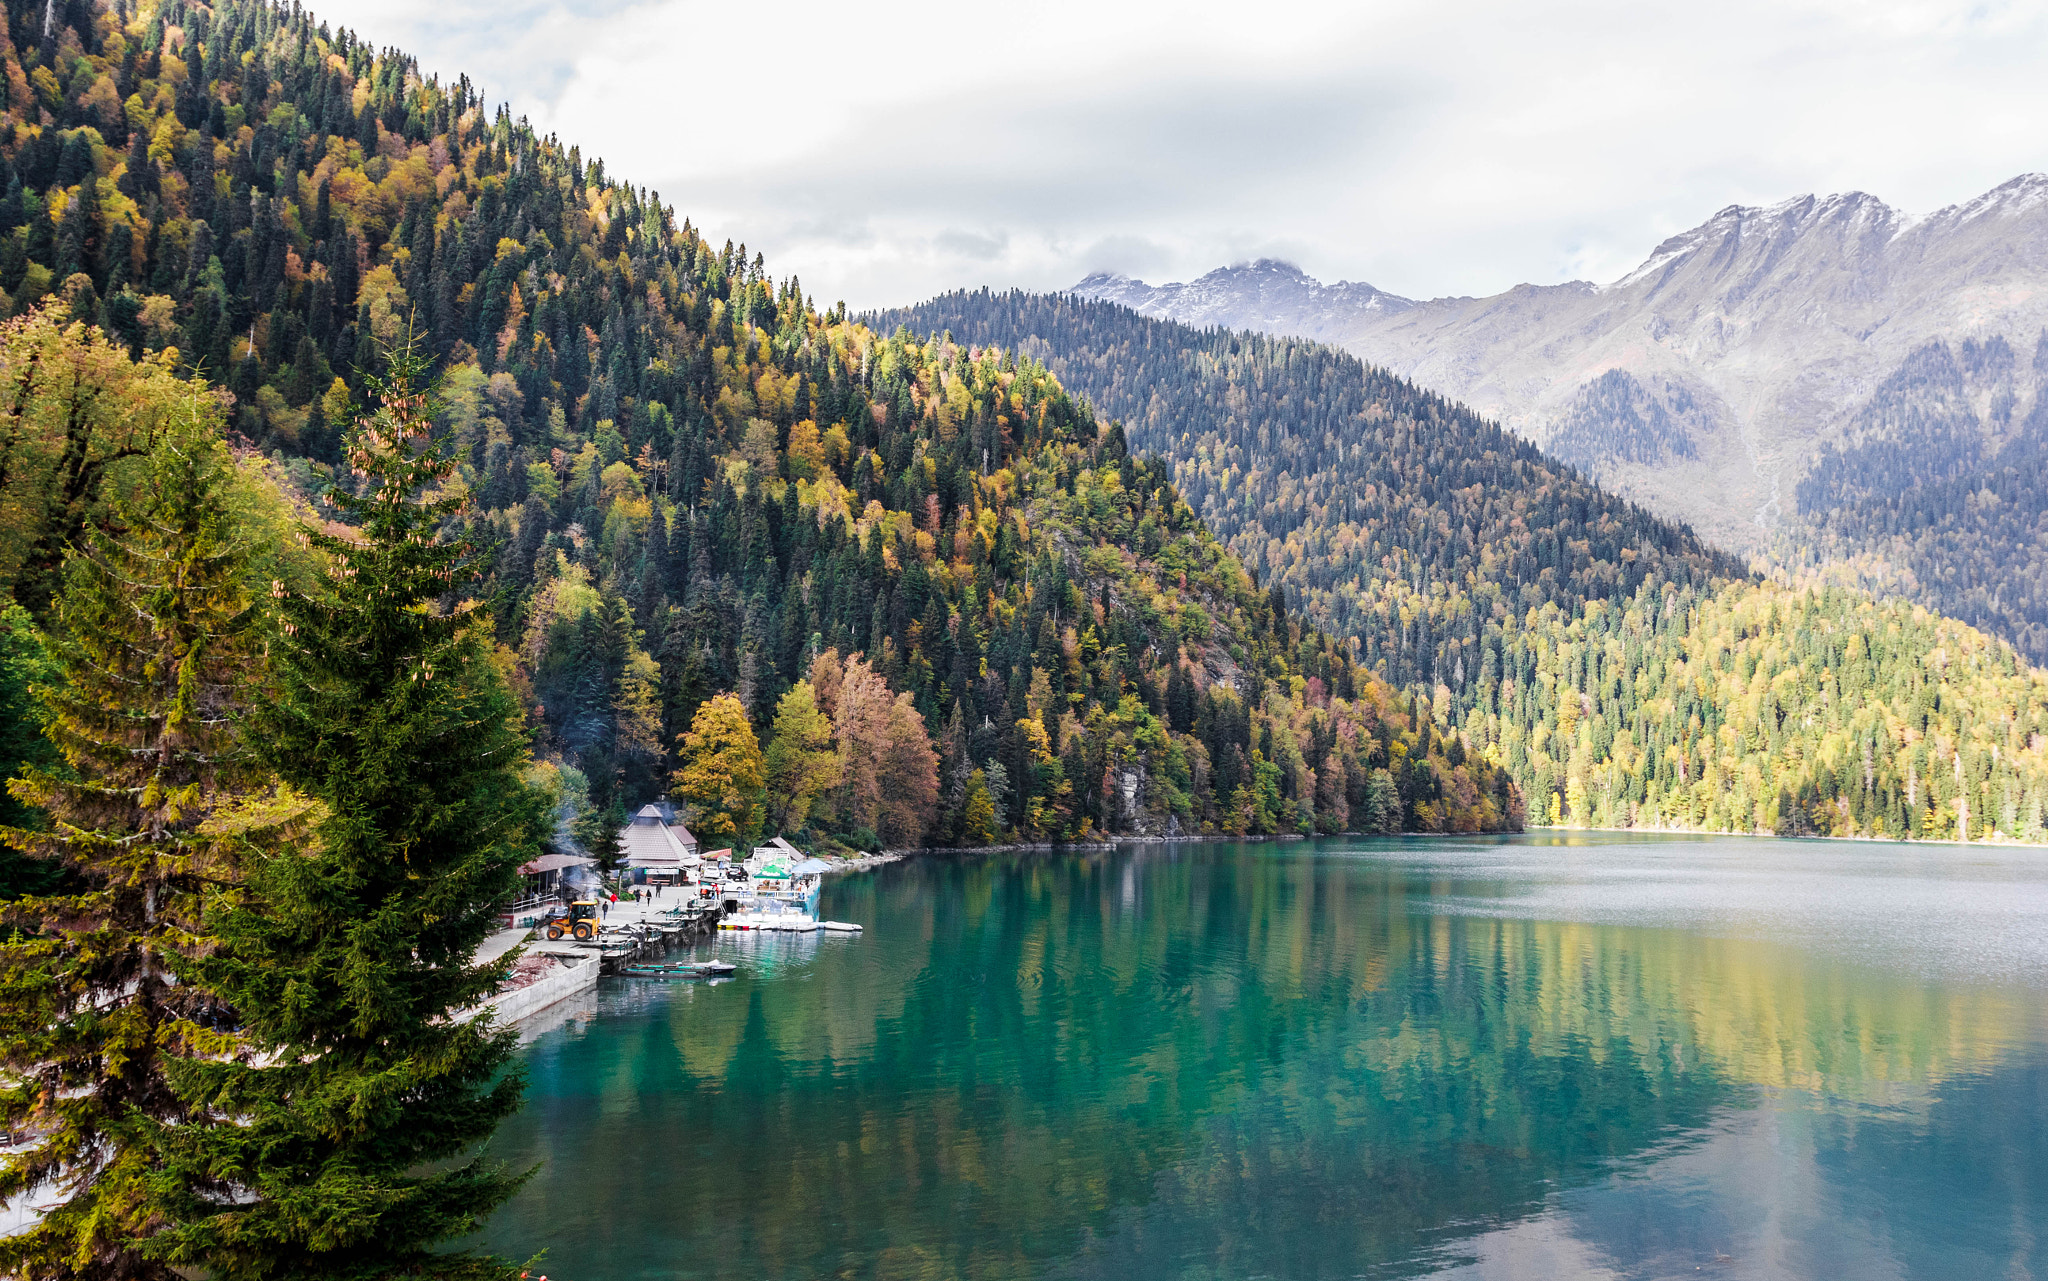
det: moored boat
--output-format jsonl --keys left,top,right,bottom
{"left": 717, "top": 901, "right": 821, "bottom": 931}
{"left": 745, "top": 838, "right": 832, "bottom": 912}
{"left": 620, "top": 960, "right": 738, "bottom": 978}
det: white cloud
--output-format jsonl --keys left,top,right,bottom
{"left": 314, "top": 0, "right": 2048, "bottom": 308}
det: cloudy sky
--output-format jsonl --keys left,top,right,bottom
{"left": 315, "top": 0, "right": 2048, "bottom": 310}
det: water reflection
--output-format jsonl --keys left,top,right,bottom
{"left": 480, "top": 836, "right": 2048, "bottom": 1280}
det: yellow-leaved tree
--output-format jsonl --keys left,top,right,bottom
{"left": 0, "top": 305, "right": 214, "bottom": 612}
{"left": 763, "top": 680, "right": 839, "bottom": 836}
{"left": 675, "top": 693, "right": 765, "bottom": 846}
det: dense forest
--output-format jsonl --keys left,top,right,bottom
{"left": 879, "top": 289, "right": 1744, "bottom": 692}
{"left": 1475, "top": 581, "right": 2048, "bottom": 841}
{"left": 1546, "top": 367, "right": 1704, "bottom": 476}
{"left": 883, "top": 290, "right": 2048, "bottom": 841}
{"left": 1788, "top": 335, "right": 2048, "bottom": 664}
{"left": 0, "top": 0, "right": 1523, "bottom": 869}
{"left": 0, "top": 0, "right": 2037, "bottom": 898}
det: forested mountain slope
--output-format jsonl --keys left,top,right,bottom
{"left": 0, "top": 0, "right": 1518, "bottom": 843}
{"left": 884, "top": 290, "right": 2048, "bottom": 843}
{"left": 1485, "top": 581, "right": 2048, "bottom": 842}
{"left": 0, "top": 0, "right": 2039, "bottom": 845}
{"left": 878, "top": 289, "right": 1744, "bottom": 691}
{"left": 1778, "top": 336, "right": 2048, "bottom": 663}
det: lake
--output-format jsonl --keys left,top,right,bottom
{"left": 478, "top": 833, "right": 2048, "bottom": 1280}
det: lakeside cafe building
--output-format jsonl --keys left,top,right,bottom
{"left": 513, "top": 850, "right": 593, "bottom": 915}
{"left": 621, "top": 803, "right": 700, "bottom": 887}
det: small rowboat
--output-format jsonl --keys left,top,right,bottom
{"left": 819, "top": 921, "right": 863, "bottom": 933}
{"left": 620, "top": 961, "right": 737, "bottom": 979}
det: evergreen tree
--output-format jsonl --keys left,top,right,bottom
{"left": 0, "top": 420, "right": 278, "bottom": 1280}
{"left": 1364, "top": 769, "right": 1402, "bottom": 834}
{"left": 0, "top": 603, "right": 61, "bottom": 897}
{"left": 156, "top": 350, "right": 549, "bottom": 1280}
{"left": 572, "top": 797, "right": 626, "bottom": 876}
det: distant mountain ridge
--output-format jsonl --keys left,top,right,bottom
{"left": 1076, "top": 174, "right": 2048, "bottom": 661}
{"left": 1075, "top": 259, "right": 1413, "bottom": 343}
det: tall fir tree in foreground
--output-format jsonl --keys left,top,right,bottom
{"left": 160, "top": 350, "right": 549, "bottom": 1281}
{"left": 0, "top": 412, "right": 272, "bottom": 1281}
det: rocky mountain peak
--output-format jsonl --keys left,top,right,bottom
{"left": 1910, "top": 172, "right": 2048, "bottom": 232}
{"left": 1608, "top": 190, "right": 1906, "bottom": 297}
{"left": 1068, "top": 173, "right": 2048, "bottom": 578}
{"left": 1073, "top": 259, "right": 1412, "bottom": 344}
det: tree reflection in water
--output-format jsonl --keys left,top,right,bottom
{"left": 480, "top": 837, "right": 2048, "bottom": 1281}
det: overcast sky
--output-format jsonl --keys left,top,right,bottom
{"left": 312, "top": 0, "right": 2048, "bottom": 310}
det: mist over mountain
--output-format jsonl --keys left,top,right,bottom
{"left": 1077, "top": 175, "right": 2048, "bottom": 660}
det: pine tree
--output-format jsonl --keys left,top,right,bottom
{"left": 156, "top": 349, "right": 549, "bottom": 1280}
{"left": 0, "top": 418, "right": 280, "bottom": 1280}
{"left": 572, "top": 796, "right": 626, "bottom": 875}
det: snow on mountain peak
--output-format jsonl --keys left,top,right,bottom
{"left": 1917, "top": 172, "right": 2048, "bottom": 228}
{"left": 1071, "top": 270, "right": 1133, "bottom": 292}
{"left": 1607, "top": 190, "right": 1908, "bottom": 291}
{"left": 1070, "top": 260, "right": 1414, "bottom": 340}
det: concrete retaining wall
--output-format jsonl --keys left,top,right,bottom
{"left": 476, "top": 954, "right": 600, "bottom": 1026}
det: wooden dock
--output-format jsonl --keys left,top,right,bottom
{"left": 577, "top": 900, "right": 724, "bottom": 973}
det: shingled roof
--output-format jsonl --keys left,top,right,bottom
{"left": 621, "top": 804, "right": 699, "bottom": 867}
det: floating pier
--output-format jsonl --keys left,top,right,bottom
{"left": 579, "top": 899, "right": 724, "bottom": 973}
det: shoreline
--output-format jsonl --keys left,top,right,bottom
{"left": 821, "top": 841, "right": 1113, "bottom": 874}
{"left": 820, "top": 824, "right": 2048, "bottom": 873}
{"left": 831, "top": 829, "right": 1509, "bottom": 872}
{"left": 1522, "top": 822, "right": 2045, "bottom": 850}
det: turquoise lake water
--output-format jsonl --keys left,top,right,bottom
{"left": 479, "top": 833, "right": 2048, "bottom": 1280}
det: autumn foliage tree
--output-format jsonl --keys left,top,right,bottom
{"left": 0, "top": 307, "right": 208, "bottom": 613}
{"left": 675, "top": 692, "right": 766, "bottom": 847}
{"left": 762, "top": 680, "right": 838, "bottom": 836}
{"left": 817, "top": 651, "right": 939, "bottom": 849}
